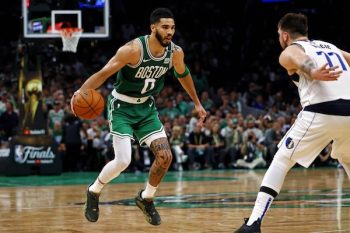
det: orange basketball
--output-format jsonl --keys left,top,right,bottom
{"left": 71, "top": 89, "right": 104, "bottom": 120}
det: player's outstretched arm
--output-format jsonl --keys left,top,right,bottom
{"left": 80, "top": 40, "right": 139, "bottom": 90}
{"left": 172, "top": 46, "right": 206, "bottom": 126}
{"left": 279, "top": 44, "right": 341, "bottom": 81}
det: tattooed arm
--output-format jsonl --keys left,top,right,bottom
{"left": 279, "top": 44, "right": 341, "bottom": 81}
{"left": 80, "top": 40, "right": 141, "bottom": 90}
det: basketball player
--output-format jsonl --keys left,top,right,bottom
{"left": 73, "top": 8, "right": 206, "bottom": 225}
{"left": 234, "top": 12, "right": 350, "bottom": 232}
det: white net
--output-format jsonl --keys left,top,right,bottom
{"left": 60, "top": 28, "right": 82, "bottom": 53}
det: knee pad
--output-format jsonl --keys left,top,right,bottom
{"left": 261, "top": 155, "right": 296, "bottom": 193}
{"left": 272, "top": 154, "right": 296, "bottom": 172}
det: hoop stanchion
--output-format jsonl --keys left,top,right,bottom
{"left": 60, "top": 28, "right": 82, "bottom": 53}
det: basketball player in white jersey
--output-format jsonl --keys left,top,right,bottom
{"left": 234, "top": 12, "right": 350, "bottom": 233}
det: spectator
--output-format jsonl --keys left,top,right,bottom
{"left": 0, "top": 92, "right": 9, "bottom": 115}
{"left": 187, "top": 124, "right": 211, "bottom": 170}
{"left": 174, "top": 93, "right": 189, "bottom": 116}
{"left": 228, "top": 90, "right": 242, "bottom": 114}
{"left": 187, "top": 109, "right": 199, "bottom": 134}
{"left": 86, "top": 120, "right": 104, "bottom": 171}
{"left": 160, "top": 99, "right": 181, "bottom": 120}
{"left": 169, "top": 125, "right": 187, "bottom": 171}
{"left": 209, "top": 123, "right": 226, "bottom": 169}
{"left": 47, "top": 100, "right": 65, "bottom": 144}
{"left": 312, "top": 143, "right": 337, "bottom": 167}
{"left": 200, "top": 91, "right": 214, "bottom": 111}
{"left": 251, "top": 94, "right": 266, "bottom": 110}
{"left": 242, "top": 116, "right": 264, "bottom": 142}
{"left": 263, "top": 118, "right": 283, "bottom": 164}
{"left": 0, "top": 102, "right": 19, "bottom": 140}
{"left": 61, "top": 113, "right": 82, "bottom": 172}
{"left": 221, "top": 117, "right": 243, "bottom": 168}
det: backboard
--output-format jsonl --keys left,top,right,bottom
{"left": 22, "top": 0, "right": 110, "bottom": 39}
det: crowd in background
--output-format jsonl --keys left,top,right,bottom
{"left": 0, "top": 0, "right": 345, "bottom": 172}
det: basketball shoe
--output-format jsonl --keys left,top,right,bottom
{"left": 135, "top": 189, "right": 161, "bottom": 225}
{"left": 84, "top": 184, "right": 100, "bottom": 222}
{"left": 234, "top": 218, "right": 261, "bottom": 233}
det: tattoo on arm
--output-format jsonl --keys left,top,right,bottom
{"left": 125, "top": 40, "right": 134, "bottom": 46}
{"left": 300, "top": 58, "right": 316, "bottom": 75}
{"left": 174, "top": 45, "right": 181, "bottom": 51}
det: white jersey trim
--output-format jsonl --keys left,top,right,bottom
{"left": 145, "top": 35, "right": 168, "bottom": 61}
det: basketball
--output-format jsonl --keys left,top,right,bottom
{"left": 71, "top": 89, "right": 104, "bottom": 120}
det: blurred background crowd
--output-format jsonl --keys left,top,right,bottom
{"left": 0, "top": 0, "right": 346, "bottom": 172}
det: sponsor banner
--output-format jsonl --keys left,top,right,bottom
{"left": 0, "top": 149, "right": 10, "bottom": 158}
{"left": 0, "top": 148, "right": 11, "bottom": 174}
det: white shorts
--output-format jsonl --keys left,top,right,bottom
{"left": 276, "top": 111, "right": 350, "bottom": 167}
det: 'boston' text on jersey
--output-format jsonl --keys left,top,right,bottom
{"left": 135, "top": 66, "right": 168, "bottom": 79}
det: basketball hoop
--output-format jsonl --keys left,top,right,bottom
{"left": 60, "top": 28, "right": 82, "bottom": 53}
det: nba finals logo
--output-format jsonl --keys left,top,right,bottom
{"left": 14, "top": 145, "right": 25, "bottom": 163}
{"left": 14, "top": 145, "right": 55, "bottom": 164}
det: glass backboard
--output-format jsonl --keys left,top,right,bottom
{"left": 22, "top": 0, "right": 110, "bottom": 39}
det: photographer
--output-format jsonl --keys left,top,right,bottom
{"left": 236, "top": 131, "right": 267, "bottom": 169}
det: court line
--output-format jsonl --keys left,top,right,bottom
{"left": 311, "top": 230, "right": 350, "bottom": 233}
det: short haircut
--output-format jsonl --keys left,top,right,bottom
{"left": 150, "top": 8, "right": 174, "bottom": 24}
{"left": 278, "top": 13, "right": 308, "bottom": 38}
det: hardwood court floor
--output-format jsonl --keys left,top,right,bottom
{"left": 0, "top": 168, "right": 349, "bottom": 233}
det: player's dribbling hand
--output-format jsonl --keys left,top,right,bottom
{"left": 195, "top": 104, "right": 207, "bottom": 127}
{"left": 311, "top": 64, "right": 342, "bottom": 81}
{"left": 70, "top": 90, "right": 80, "bottom": 116}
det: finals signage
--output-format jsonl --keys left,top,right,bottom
{"left": 3, "top": 135, "right": 62, "bottom": 175}
{"left": 14, "top": 145, "right": 56, "bottom": 164}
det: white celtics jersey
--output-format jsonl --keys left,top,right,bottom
{"left": 293, "top": 40, "right": 350, "bottom": 107}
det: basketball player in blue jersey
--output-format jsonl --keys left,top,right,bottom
{"left": 234, "top": 13, "right": 350, "bottom": 232}
{"left": 73, "top": 8, "right": 206, "bottom": 225}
